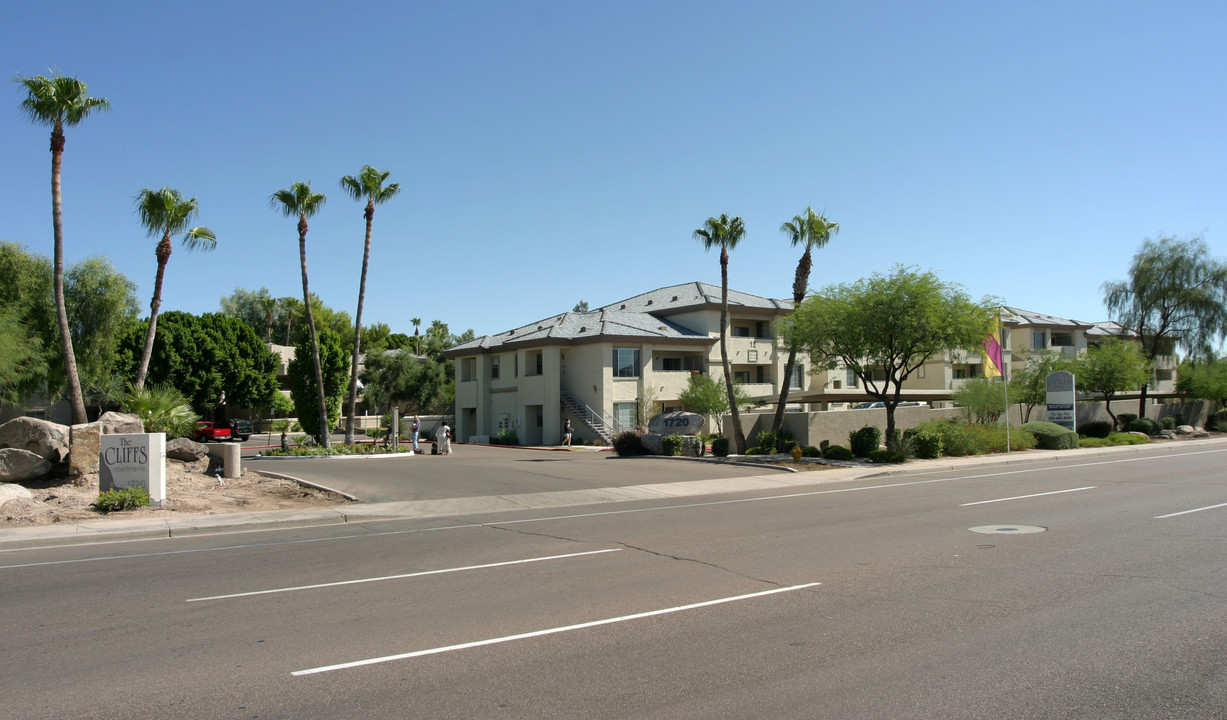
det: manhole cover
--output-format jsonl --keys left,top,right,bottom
{"left": 969, "top": 525, "right": 1046, "bottom": 535}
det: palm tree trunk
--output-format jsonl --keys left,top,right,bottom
{"left": 344, "top": 202, "right": 374, "bottom": 445}
{"left": 772, "top": 249, "right": 812, "bottom": 437}
{"left": 298, "top": 217, "right": 331, "bottom": 448}
{"left": 50, "top": 125, "right": 88, "bottom": 426}
{"left": 720, "top": 249, "right": 745, "bottom": 453}
{"left": 134, "top": 235, "right": 172, "bottom": 390}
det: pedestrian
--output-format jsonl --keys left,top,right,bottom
{"left": 562, "top": 418, "right": 572, "bottom": 446}
{"left": 439, "top": 420, "right": 453, "bottom": 455}
{"left": 412, "top": 415, "right": 420, "bottom": 454}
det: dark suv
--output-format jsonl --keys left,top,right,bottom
{"left": 225, "top": 419, "right": 254, "bottom": 441}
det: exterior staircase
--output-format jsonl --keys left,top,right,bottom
{"left": 560, "top": 388, "right": 617, "bottom": 445}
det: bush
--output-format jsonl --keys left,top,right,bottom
{"left": 1079, "top": 420, "right": 1113, "bottom": 439}
{"left": 904, "top": 426, "right": 943, "bottom": 459}
{"left": 822, "top": 445, "right": 854, "bottom": 461}
{"left": 849, "top": 425, "right": 882, "bottom": 458}
{"left": 1161, "top": 416, "right": 1177, "bottom": 430}
{"left": 1117, "top": 413, "right": 1138, "bottom": 426}
{"left": 868, "top": 449, "right": 907, "bottom": 464}
{"left": 1124, "top": 417, "right": 1160, "bottom": 436}
{"left": 495, "top": 428, "right": 519, "bottom": 446}
{"left": 755, "top": 430, "right": 778, "bottom": 452}
{"left": 613, "top": 429, "right": 649, "bottom": 457}
{"left": 93, "top": 486, "right": 150, "bottom": 513}
{"left": 711, "top": 436, "right": 730, "bottom": 457}
{"left": 1020, "top": 421, "right": 1079, "bottom": 450}
{"left": 744, "top": 447, "right": 772, "bottom": 455}
{"left": 1080, "top": 433, "right": 1150, "bottom": 448}
{"left": 121, "top": 384, "right": 198, "bottom": 437}
{"left": 801, "top": 445, "right": 822, "bottom": 458}
{"left": 661, "top": 434, "right": 685, "bottom": 456}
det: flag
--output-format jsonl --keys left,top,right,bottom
{"left": 982, "top": 315, "right": 1003, "bottom": 378}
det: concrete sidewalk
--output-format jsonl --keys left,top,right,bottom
{"left": 3, "top": 438, "right": 1222, "bottom": 551}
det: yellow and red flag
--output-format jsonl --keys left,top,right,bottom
{"left": 982, "top": 315, "right": 1003, "bottom": 378}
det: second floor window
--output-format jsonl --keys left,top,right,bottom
{"left": 491, "top": 356, "right": 500, "bottom": 379}
{"left": 614, "top": 348, "right": 640, "bottom": 377}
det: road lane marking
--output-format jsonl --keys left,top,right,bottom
{"left": 8, "top": 446, "right": 1227, "bottom": 570}
{"left": 1154, "top": 501, "right": 1227, "bottom": 519}
{"left": 959, "top": 486, "right": 1096, "bottom": 506}
{"left": 186, "top": 549, "right": 621, "bottom": 602}
{"left": 291, "top": 582, "right": 821, "bottom": 676}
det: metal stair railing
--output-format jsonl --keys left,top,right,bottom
{"left": 560, "top": 388, "right": 617, "bottom": 445}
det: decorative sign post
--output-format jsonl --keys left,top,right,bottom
{"left": 1045, "top": 370, "right": 1077, "bottom": 433}
{"left": 99, "top": 433, "right": 167, "bottom": 506}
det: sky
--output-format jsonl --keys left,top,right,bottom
{"left": 3, "top": 0, "right": 1225, "bottom": 342}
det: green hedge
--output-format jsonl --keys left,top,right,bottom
{"left": 1020, "top": 421, "right": 1079, "bottom": 450}
{"left": 822, "top": 445, "right": 854, "bottom": 461}
{"left": 849, "top": 426, "right": 882, "bottom": 457}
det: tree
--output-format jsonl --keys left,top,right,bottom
{"left": 952, "top": 377, "right": 1007, "bottom": 424}
{"left": 0, "top": 241, "right": 54, "bottom": 407}
{"left": 411, "top": 317, "right": 422, "bottom": 354}
{"left": 65, "top": 256, "right": 140, "bottom": 413}
{"left": 694, "top": 213, "right": 748, "bottom": 453}
{"left": 219, "top": 288, "right": 353, "bottom": 349}
{"left": 573, "top": 301, "right": 589, "bottom": 312}
{"left": 0, "top": 308, "right": 43, "bottom": 414}
{"left": 1103, "top": 235, "right": 1227, "bottom": 416}
{"left": 790, "top": 265, "right": 996, "bottom": 450}
{"left": 287, "top": 325, "right": 349, "bottom": 442}
{"left": 132, "top": 186, "right": 217, "bottom": 390}
{"left": 1007, "top": 350, "right": 1070, "bottom": 422}
{"left": 360, "top": 349, "right": 449, "bottom": 416}
{"left": 1073, "top": 338, "right": 1151, "bottom": 430}
{"left": 338, "top": 165, "right": 401, "bottom": 445}
{"left": 270, "top": 181, "right": 332, "bottom": 447}
{"left": 677, "top": 372, "right": 752, "bottom": 434}
{"left": 15, "top": 70, "right": 110, "bottom": 424}
{"left": 1177, "top": 355, "right": 1227, "bottom": 410}
{"left": 772, "top": 207, "right": 838, "bottom": 436}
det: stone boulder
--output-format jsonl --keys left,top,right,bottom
{"left": 640, "top": 432, "right": 664, "bottom": 455}
{"left": 1176, "top": 424, "right": 1195, "bottom": 435}
{"left": 0, "top": 416, "right": 71, "bottom": 464}
{"left": 0, "top": 483, "right": 34, "bottom": 502}
{"left": 69, "top": 421, "right": 103, "bottom": 476}
{"left": 647, "top": 411, "right": 705, "bottom": 436}
{"left": 0, "top": 448, "right": 52, "bottom": 483}
{"left": 167, "top": 437, "right": 207, "bottom": 462}
{"left": 98, "top": 411, "right": 144, "bottom": 435}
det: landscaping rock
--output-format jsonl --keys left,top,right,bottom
{"left": 647, "top": 412, "right": 704, "bottom": 436}
{"left": 69, "top": 421, "right": 103, "bottom": 476}
{"left": 0, "top": 483, "right": 34, "bottom": 502}
{"left": 640, "top": 432, "right": 664, "bottom": 455}
{"left": 98, "top": 411, "right": 144, "bottom": 435}
{"left": 0, "top": 448, "right": 53, "bottom": 483}
{"left": 0, "top": 416, "right": 71, "bottom": 464}
{"left": 167, "top": 437, "right": 207, "bottom": 462}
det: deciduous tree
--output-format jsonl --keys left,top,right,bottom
{"left": 1072, "top": 338, "right": 1151, "bottom": 430}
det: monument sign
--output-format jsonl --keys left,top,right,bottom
{"left": 99, "top": 433, "right": 167, "bottom": 506}
{"left": 1045, "top": 371, "right": 1077, "bottom": 432}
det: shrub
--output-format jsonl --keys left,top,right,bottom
{"left": 613, "top": 429, "right": 649, "bottom": 457}
{"left": 1161, "top": 416, "right": 1177, "bottom": 430}
{"left": 710, "top": 435, "right": 730, "bottom": 457}
{"left": 93, "top": 486, "right": 150, "bottom": 513}
{"left": 1108, "top": 432, "right": 1149, "bottom": 445}
{"left": 121, "top": 384, "right": 198, "bottom": 437}
{"left": 1125, "top": 417, "right": 1160, "bottom": 436}
{"left": 822, "top": 445, "right": 854, "bottom": 461}
{"left": 849, "top": 425, "right": 882, "bottom": 458}
{"left": 495, "top": 428, "right": 519, "bottom": 446}
{"left": 1020, "top": 421, "right": 1079, "bottom": 450}
{"left": 755, "top": 430, "right": 778, "bottom": 452}
{"left": 801, "top": 445, "right": 822, "bottom": 458}
{"left": 868, "top": 449, "right": 907, "bottom": 464}
{"left": 744, "top": 447, "right": 772, "bottom": 455}
{"left": 661, "top": 434, "right": 685, "bottom": 456}
{"left": 904, "top": 426, "right": 943, "bottom": 459}
{"left": 951, "top": 377, "right": 1008, "bottom": 423}
{"left": 1079, "top": 420, "right": 1113, "bottom": 439}
{"left": 1117, "top": 413, "right": 1138, "bottom": 426}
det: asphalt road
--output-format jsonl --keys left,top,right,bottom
{"left": 3, "top": 442, "right": 1225, "bottom": 719}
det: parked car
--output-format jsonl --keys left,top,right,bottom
{"left": 192, "top": 421, "right": 232, "bottom": 442}
{"left": 224, "top": 419, "right": 253, "bottom": 441}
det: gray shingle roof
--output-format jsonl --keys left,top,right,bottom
{"left": 598, "top": 281, "right": 791, "bottom": 315}
{"left": 999, "top": 306, "right": 1095, "bottom": 329}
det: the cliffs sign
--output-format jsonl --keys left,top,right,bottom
{"left": 99, "top": 433, "right": 167, "bottom": 506}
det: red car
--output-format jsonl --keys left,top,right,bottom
{"left": 192, "top": 421, "right": 232, "bottom": 442}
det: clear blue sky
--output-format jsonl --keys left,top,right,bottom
{"left": 4, "top": 1, "right": 1224, "bottom": 340}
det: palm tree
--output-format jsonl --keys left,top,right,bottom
{"left": 270, "top": 182, "right": 331, "bottom": 448}
{"left": 411, "top": 317, "right": 422, "bottom": 355}
{"left": 338, "top": 166, "right": 401, "bottom": 444}
{"left": 694, "top": 213, "right": 748, "bottom": 454}
{"left": 771, "top": 208, "right": 838, "bottom": 436}
{"left": 132, "top": 187, "right": 217, "bottom": 390}
{"left": 15, "top": 71, "right": 109, "bottom": 424}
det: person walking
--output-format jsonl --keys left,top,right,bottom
{"left": 438, "top": 420, "right": 453, "bottom": 455}
{"left": 411, "top": 415, "right": 420, "bottom": 454}
{"left": 562, "top": 418, "right": 572, "bottom": 446}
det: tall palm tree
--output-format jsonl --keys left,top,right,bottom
{"left": 411, "top": 317, "right": 422, "bottom": 354}
{"left": 270, "top": 182, "right": 331, "bottom": 448}
{"left": 15, "top": 71, "right": 109, "bottom": 425}
{"left": 772, "top": 208, "right": 838, "bottom": 436}
{"left": 338, "top": 166, "right": 401, "bottom": 445}
{"left": 694, "top": 213, "right": 748, "bottom": 453}
{"left": 132, "top": 187, "right": 217, "bottom": 390}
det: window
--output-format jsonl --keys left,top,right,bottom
{"left": 734, "top": 370, "right": 751, "bottom": 383}
{"left": 917, "top": 365, "right": 926, "bottom": 379}
{"left": 756, "top": 366, "right": 767, "bottom": 384}
{"left": 1051, "top": 332, "right": 1074, "bottom": 347}
{"left": 491, "top": 356, "right": 500, "bottom": 379}
{"left": 846, "top": 368, "right": 858, "bottom": 388}
{"left": 790, "top": 365, "right": 804, "bottom": 389}
{"left": 534, "top": 351, "right": 543, "bottom": 375}
{"left": 683, "top": 356, "right": 703, "bottom": 372}
{"left": 1032, "top": 330, "right": 1045, "bottom": 349}
{"left": 731, "top": 325, "right": 751, "bottom": 337}
{"left": 461, "top": 358, "right": 476, "bottom": 382}
{"left": 614, "top": 348, "right": 640, "bottom": 377}
{"left": 662, "top": 357, "right": 683, "bottom": 371}
{"left": 756, "top": 320, "right": 772, "bottom": 338}
{"left": 614, "top": 402, "right": 637, "bottom": 429}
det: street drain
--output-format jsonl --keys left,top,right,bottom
{"left": 969, "top": 525, "right": 1046, "bottom": 535}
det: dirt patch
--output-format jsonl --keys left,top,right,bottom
{"left": 0, "top": 458, "right": 351, "bottom": 528}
